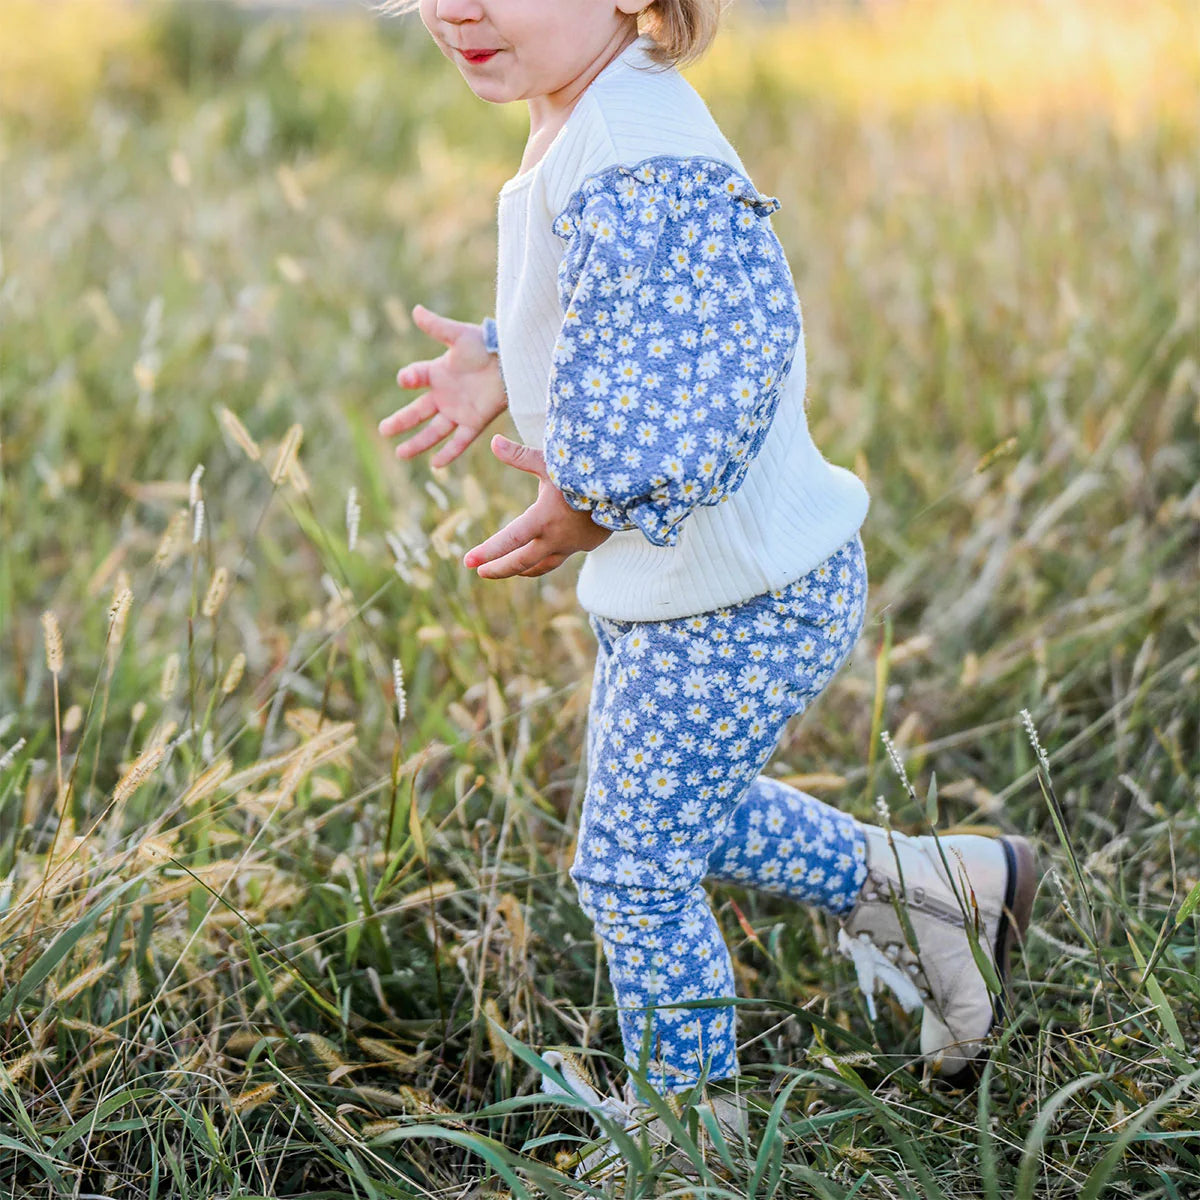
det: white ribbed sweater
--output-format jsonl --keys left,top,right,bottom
{"left": 494, "top": 36, "right": 869, "bottom": 622}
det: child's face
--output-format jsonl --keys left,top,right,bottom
{"left": 420, "top": 0, "right": 640, "bottom": 107}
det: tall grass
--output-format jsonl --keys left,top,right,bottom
{"left": 0, "top": 0, "right": 1197, "bottom": 1195}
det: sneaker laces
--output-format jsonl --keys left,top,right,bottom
{"left": 837, "top": 928, "right": 926, "bottom": 1020}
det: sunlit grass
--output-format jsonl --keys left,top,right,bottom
{"left": 0, "top": 0, "right": 1197, "bottom": 1195}
{"left": 691, "top": 0, "right": 1199, "bottom": 131}
{"left": 0, "top": 0, "right": 154, "bottom": 130}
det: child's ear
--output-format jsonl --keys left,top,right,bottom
{"left": 615, "top": 0, "right": 650, "bottom": 14}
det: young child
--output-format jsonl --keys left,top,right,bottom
{"left": 379, "top": 0, "right": 1036, "bottom": 1151}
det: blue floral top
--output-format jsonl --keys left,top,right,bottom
{"left": 541, "top": 155, "right": 803, "bottom": 548}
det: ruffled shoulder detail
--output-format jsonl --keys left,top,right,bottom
{"left": 552, "top": 156, "right": 781, "bottom": 241}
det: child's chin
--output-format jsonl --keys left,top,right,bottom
{"left": 459, "top": 79, "right": 512, "bottom": 105}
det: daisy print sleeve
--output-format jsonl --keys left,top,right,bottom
{"left": 544, "top": 156, "right": 804, "bottom": 548}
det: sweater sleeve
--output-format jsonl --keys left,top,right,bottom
{"left": 543, "top": 156, "right": 803, "bottom": 548}
{"left": 480, "top": 316, "right": 505, "bottom": 390}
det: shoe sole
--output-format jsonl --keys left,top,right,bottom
{"left": 995, "top": 835, "right": 1037, "bottom": 994}
{"left": 937, "top": 834, "right": 1036, "bottom": 1085}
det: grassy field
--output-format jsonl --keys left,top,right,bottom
{"left": 1, "top": 0, "right": 1198, "bottom": 1195}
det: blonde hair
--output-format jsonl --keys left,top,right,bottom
{"left": 374, "top": 2, "right": 726, "bottom": 70}
{"left": 639, "top": 0, "right": 726, "bottom": 69}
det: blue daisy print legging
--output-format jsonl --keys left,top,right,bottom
{"left": 570, "top": 533, "right": 870, "bottom": 1095}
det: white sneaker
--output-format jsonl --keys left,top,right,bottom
{"left": 838, "top": 824, "right": 1036, "bottom": 1077}
{"left": 540, "top": 1051, "right": 747, "bottom": 1183}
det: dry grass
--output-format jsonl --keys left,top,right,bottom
{"left": 0, "top": 0, "right": 1197, "bottom": 1195}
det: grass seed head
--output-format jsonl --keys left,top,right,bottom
{"left": 149, "top": 719, "right": 178, "bottom": 749}
{"left": 0, "top": 738, "right": 26, "bottom": 773}
{"left": 225, "top": 1031, "right": 274, "bottom": 1057}
{"left": 189, "top": 462, "right": 205, "bottom": 509}
{"left": 221, "top": 652, "right": 246, "bottom": 694}
{"left": 121, "top": 963, "right": 140, "bottom": 1009}
{"left": 107, "top": 586, "right": 133, "bottom": 670}
{"left": 302, "top": 1033, "right": 346, "bottom": 1073}
{"left": 76, "top": 1048, "right": 115, "bottom": 1080}
{"left": 286, "top": 455, "right": 310, "bottom": 493}
{"left": 136, "top": 835, "right": 174, "bottom": 866}
{"left": 108, "top": 585, "right": 133, "bottom": 634}
{"left": 230, "top": 1082, "right": 278, "bottom": 1114}
{"left": 155, "top": 510, "right": 188, "bottom": 568}
{"left": 424, "top": 479, "right": 448, "bottom": 511}
{"left": 874, "top": 794, "right": 892, "bottom": 829}
{"left": 159, "top": 653, "right": 180, "bottom": 700}
{"left": 270, "top": 423, "right": 303, "bottom": 485}
{"left": 350, "top": 1085, "right": 411, "bottom": 1110}
{"left": 192, "top": 498, "right": 206, "bottom": 545}
{"left": 307, "top": 1103, "right": 352, "bottom": 1145}
{"left": 61, "top": 1018, "right": 117, "bottom": 1043}
{"left": 461, "top": 473, "right": 487, "bottom": 517}
{"left": 41, "top": 611, "right": 64, "bottom": 674}
{"left": 310, "top": 775, "right": 342, "bottom": 800}
{"left": 361, "top": 1119, "right": 401, "bottom": 1139}
{"left": 114, "top": 745, "right": 165, "bottom": 805}
{"left": 1020, "top": 708, "right": 1050, "bottom": 769}
{"left": 392, "top": 657, "right": 406, "bottom": 723}
{"left": 880, "top": 729, "right": 915, "bottom": 800}
{"left": 220, "top": 406, "right": 262, "bottom": 461}
{"left": 180, "top": 758, "right": 232, "bottom": 807}
{"left": 202, "top": 565, "right": 230, "bottom": 618}
{"left": 346, "top": 486, "right": 361, "bottom": 551}
{"left": 55, "top": 959, "right": 115, "bottom": 1005}
{"left": 483, "top": 997, "right": 514, "bottom": 1067}
{"left": 357, "top": 1038, "right": 429, "bottom": 1072}
{"left": 3, "top": 1052, "right": 46, "bottom": 1085}
{"left": 251, "top": 969, "right": 298, "bottom": 1013}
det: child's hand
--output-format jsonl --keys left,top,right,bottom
{"left": 379, "top": 304, "right": 507, "bottom": 469}
{"left": 464, "top": 436, "right": 611, "bottom": 579}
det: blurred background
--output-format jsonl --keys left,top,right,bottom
{"left": 1, "top": 1, "right": 1197, "bottom": 1195}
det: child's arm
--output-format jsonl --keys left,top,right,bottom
{"left": 465, "top": 157, "right": 802, "bottom": 581}
{"left": 540, "top": 156, "right": 803, "bottom": 548}
{"left": 378, "top": 304, "right": 507, "bottom": 469}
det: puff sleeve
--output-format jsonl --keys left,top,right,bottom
{"left": 543, "top": 156, "right": 803, "bottom": 548}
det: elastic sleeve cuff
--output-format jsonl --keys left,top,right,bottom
{"left": 557, "top": 487, "right": 685, "bottom": 549}
{"left": 612, "top": 497, "right": 686, "bottom": 548}
{"left": 480, "top": 317, "right": 500, "bottom": 355}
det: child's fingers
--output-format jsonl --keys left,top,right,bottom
{"left": 430, "top": 424, "right": 479, "bottom": 469}
{"left": 378, "top": 393, "right": 435, "bottom": 436}
{"left": 394, "top": 414, "right": 454, "bottom": 459}
{"left": 412, "top": 304, "right": 470, "bottom": 347}
{"left": 518, "top": 554, "right": 566, "bottom": 578}
{"left": 463, "top": 512, "right": 540, "bottom": 570}
{"left": 490, "top": 435, "right": 548, "bottom": 480}
{"left": 475, "top": 540, "right": 546, "bottom": 579}
{"left": 395, "top": 358, "right": 434, "bottom": 390}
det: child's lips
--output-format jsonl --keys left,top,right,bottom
{"left": 460, "top": 48, "right": 499, "bottom": 64}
